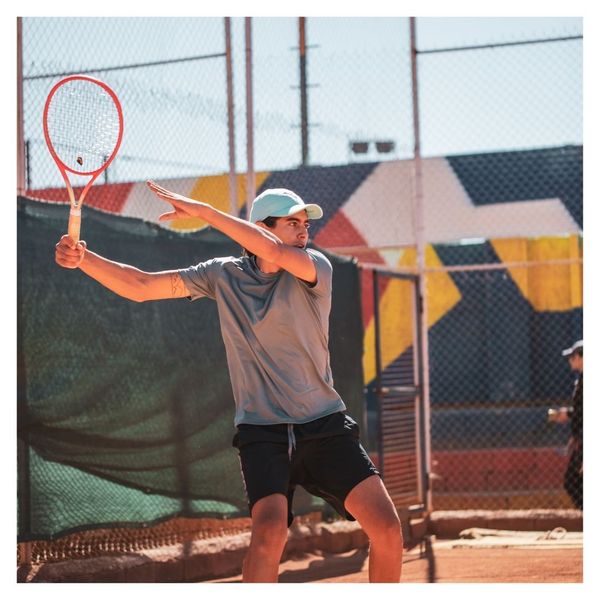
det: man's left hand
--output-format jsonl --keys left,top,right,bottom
{"left": 147, "top": 180, "right": 206, "bottom": 221}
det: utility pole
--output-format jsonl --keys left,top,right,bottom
{"left": 299, "top": 17, "right": 309, "bottom": 166}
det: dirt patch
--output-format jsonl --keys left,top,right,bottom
{"left": 208, "top": 544, "right": 583, "bottom": 583}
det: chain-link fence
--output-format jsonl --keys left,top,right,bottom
{"left": 18, "top": 16, "right": 583, "bottom": 551}
{"left": 411, "top": 24, "right": 582, "bottom": 510}
{"left": 428, "top": 259, "right": 582, "bottom": 509}
{"left": 22, "top": 18, "right": 230, "bottom": 191}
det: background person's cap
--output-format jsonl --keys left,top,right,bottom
{"left": 249, "top": 188, "right": 323, "bottom": 223}
{"left": 562, "top": 340, "right": 583, "bottom": 356}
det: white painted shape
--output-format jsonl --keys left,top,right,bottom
{"left": 422, "top": 158, "right": 580, "bottom": 243}
{"left": 342, "top": 161, "right": 415, "bottom": 247}
{"left": 120, "top": 179, "right": 198, "bottom": 225}
{"left": 379, "top": 248, "right": 406, "bottom": 267}
{"left": 342, "top": 159, "right": 580, "bottom": 246}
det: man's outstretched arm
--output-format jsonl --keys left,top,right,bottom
{"left": 146, "top": 180, "right": 317, "bottom": 283}
{"left": 55, "top": 235, "right": 190, "bottom": 302}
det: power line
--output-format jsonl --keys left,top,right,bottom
{"left": 418, "top": 34, "right": 582, "bottom": 55}
{"left": 23, "top": 52, "right": 226, "bottom": 81}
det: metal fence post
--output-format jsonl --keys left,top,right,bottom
{"left": 17, "top": 17, "right": 26, "bottom": 195}
{"left": 245, "top": 17, "right": 256, "bottom": 213}
{"left": 224, "top": 17, "right": 238, "bottom": 217}
{"left": 372, "top": 269, "right": 384, "bottom": 479}
{"left": 409, "top": 17, "right": 432, "bottom": 512}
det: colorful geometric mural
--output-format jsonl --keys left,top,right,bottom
{"left": 26, "top": 145, "right": 583, "bottom": 505}
{"left": 27, "top": 144, "right": 582, "bottom": 393}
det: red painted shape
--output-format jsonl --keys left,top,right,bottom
{"left": 27, "top": 182, "right": 134, "bottom": 214}
{"left": 431, "top": 448, "right": 568, "bottom": 492}
{"left": 314, "top": 210, "right": 389, "bottom": 326}
{"left": 314, "top": 209, "right": 365, "bottom": 248}
{"left": 370, "top": 447, "right": 568, "bottom": 494}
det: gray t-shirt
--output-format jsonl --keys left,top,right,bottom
{"left": 179, "top": 249, "right": 347, "bottom": 426}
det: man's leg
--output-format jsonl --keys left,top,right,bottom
{"left": 242, "top": 493, "right": 289, "bottom": 582}
{"left": 564, "top": 448, "right": 583, "bottom": 510}
{"left": 344, "top": 474, "right": 403, "bottom": 582}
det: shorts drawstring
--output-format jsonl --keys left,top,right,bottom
{"left": 287, "top": 424, "right": 296, "bottom": 461}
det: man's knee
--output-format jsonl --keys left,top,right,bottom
{"left": 371, "top": 512, "right": 403, "bottom": 546}
{"left": 250, "top": 496, "right": 289, "bottom": 552}
{"left": 251, "top": 519, "right": 288, "bottom": 553}
{"left": 345, "top": 476, "right": 403, "bottom": 547}
{"left": 360, "top": 505, "right": 403, "bottom": 549}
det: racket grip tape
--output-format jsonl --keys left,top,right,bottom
{"left": 68, "top": 209, "right": 81, "bottom": 243}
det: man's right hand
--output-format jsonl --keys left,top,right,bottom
{"left": 55, "top": 235, "right": 87, "bottom": 269}
{"left": 548, "top": 406, "right": 570, "bottom": 424}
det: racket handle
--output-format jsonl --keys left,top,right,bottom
{"left": 68, "top": 209, "right": 81, "bottom": 242}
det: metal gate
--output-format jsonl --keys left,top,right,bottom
{"left": 369, "top": 268, "right": 429, "bottom": 515}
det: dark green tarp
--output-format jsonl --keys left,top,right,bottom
{"left": 17, "top": 197, "right": 365, "bottom": 540}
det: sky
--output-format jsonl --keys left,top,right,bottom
{"left": 18, "top": 15, "right": 582, "bottom": 188}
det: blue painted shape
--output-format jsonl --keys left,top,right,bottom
{"left": 447, "top": 145, "right": 582, "bottom": 229}
{"left": 430, "top": 242, "right": 533, "bottom": 405}
{"left": 431, "top": 406, "right": 571, "bottom": 450}
{"left": 413, "top": 242, "right": 580, "bottom": 407}
{"left": 246, "top": 162, "right": 379, "bottom": 237}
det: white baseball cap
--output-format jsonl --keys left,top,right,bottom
{"left": 562, "top": 340, "right": 583, "bottom": 356}
{"left": 249, "top": 188, "right": 323, "bottom": 223}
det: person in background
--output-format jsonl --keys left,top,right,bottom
{"left": 549, "top": 340, "right": 583, "bottom": 509}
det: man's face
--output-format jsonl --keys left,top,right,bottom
{"left": 266, "top": 211, "right": 311, "bottom": 249}
{"left": 568, "top": 353, "right": 583, "bottom": 373}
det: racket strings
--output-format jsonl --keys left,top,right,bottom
{"left": 46, "top": 79, "right": 121, "bottom": 173}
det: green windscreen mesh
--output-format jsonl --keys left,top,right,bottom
{"left": 17, "top": 196, "right": 365, "bottom": 541}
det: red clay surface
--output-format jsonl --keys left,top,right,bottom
{"left": 208, "top": 544, "right": 583, "bottom": 583}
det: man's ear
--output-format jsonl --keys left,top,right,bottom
{"left": 255, "top": 221, "right": 267, "bottom": 230}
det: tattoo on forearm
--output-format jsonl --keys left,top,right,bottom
{"left": 170, "top": 273, "right": 184, "bottom": 297}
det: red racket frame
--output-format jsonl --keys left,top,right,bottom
{"left": 42, "top": 74, "right": 124, "bottom": 241}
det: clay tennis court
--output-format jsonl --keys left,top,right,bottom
{"left": 209, "top": 540, "right": 583, "bottom": 583}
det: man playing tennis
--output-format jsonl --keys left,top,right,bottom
{"left": 54, "top": 181, "right": 403, "bottom": 582}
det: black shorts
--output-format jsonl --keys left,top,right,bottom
{"left": 232, "top": 411, "right": 380, "bottom": 527}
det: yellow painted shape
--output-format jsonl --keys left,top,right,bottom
{"left": 169, "top": 172, "right": 271, "bottom": 231}
{"left": 569, "top": 235, "right": 583, "bottom": 310}
{"left": 363, "top": 245, "right": 462, "bottom": 384}
{"left": 491, "top": 235, "right": 582, "bottom": 311}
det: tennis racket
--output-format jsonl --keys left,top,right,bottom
{"left": 43, "top": 74, "right": 124, "bottom": 242}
